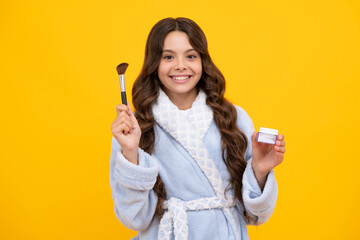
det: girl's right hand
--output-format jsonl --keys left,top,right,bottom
{"left": 111, "top": 104, "right": 141, "bottom": 165}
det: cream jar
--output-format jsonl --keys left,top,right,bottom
{"left": 257, "top": 127, "right": 278, "bottom": 144}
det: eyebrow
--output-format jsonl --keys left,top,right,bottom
{"left": 162, "top": 48, "right": 196, "bottom": 53}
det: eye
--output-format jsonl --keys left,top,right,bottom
{"left": 187, "top": 55, "right": 196, "bottom": 59}
{"left": 163, "top": 55, "right": 173, "bottom": 60}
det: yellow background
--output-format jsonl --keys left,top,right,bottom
{"left": 1, "top": 0, "right": 359, "bottom": 239}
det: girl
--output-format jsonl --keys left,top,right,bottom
{"left": 110, "top": 17, "right": 285, "bottom": 240}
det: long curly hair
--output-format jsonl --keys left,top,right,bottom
{"left": 132, "top": 17, "right": 249, "bottom": 218}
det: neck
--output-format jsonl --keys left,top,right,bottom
{"left": 162, "top": 88, "right": 198, "bottom": 110}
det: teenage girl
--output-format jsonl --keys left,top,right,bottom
{"left": 110, "top": 17, "right": 286, "bottom": 240}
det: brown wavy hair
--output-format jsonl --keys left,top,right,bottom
{"left": 132, "top": 17, "right": 250, "bottom": 219}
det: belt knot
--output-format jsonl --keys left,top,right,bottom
{"left": 157, "top": 197, "right": 235, "bottom": 240}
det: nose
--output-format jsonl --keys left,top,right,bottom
{"left": 175, "top": 58, "right": 186, "bottom": 70}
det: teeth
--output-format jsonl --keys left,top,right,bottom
{"left": 172, "top": 76, "right": 190, "bottom": 80}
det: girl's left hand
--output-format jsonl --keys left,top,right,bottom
{"left": 251, "top": 132, "right": 286, "bottom": 189}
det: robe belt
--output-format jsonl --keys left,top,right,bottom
{"left": 157, "top": 196, "right": 235, "bottom": 240}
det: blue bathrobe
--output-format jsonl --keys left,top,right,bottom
{"left": 110, "top": 90, "right": 278, "bottom": 240}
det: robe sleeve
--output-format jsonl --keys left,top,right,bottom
{"left": 109, "top": 136, "right": 159, "bottom": 231}
{"left": 235, "top": 106, "right": 278, "bottom": 226}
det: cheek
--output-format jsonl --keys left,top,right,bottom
{"left": 158, "top": 62, "right": 170, "bottom": 76}
{"left": 193, "top": 61, "right": 203, "bottom": 75}
{"left": 157, "top": 64, "right": 169, "bottom": 84}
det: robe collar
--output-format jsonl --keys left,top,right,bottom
{"left": 152, "top": 88, "right": 213, "bottom": 141}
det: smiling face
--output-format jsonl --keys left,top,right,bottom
{"left": 157, "top": 31, "right": 203, "bottom": 109}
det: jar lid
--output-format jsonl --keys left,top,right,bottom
{"left": 259, "top": 127, "right": 278, "bottom": 135}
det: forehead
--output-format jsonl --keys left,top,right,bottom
{"left": 162, "top": 31, "right": 192, "bottom": 50}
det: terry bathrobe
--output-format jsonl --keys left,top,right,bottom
{"left": 110, "top": 89, "right": 278, "bottom": 240}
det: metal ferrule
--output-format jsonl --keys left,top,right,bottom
{"left": 118, "top": 74, "right": 126, "bottom": 92}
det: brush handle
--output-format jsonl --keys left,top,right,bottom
{"left": 119, "top": 74, "right": 127, "bottom": 105}
{"left": 121, "top": 91, "right": 127, "bottom": 105}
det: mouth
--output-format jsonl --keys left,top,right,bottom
{"left": 169, "top": 75, "right": 192, "bottom": 83}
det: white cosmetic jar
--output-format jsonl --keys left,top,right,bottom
{"left": 257, "top": 127, "right": 278, "bottom": 144}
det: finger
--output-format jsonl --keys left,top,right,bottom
{"left": 274, "top": 146, "right": 286, "bottom": 153}
{"left": 276, "top": 140, "right": 286, "bottom": 147}
{"left": 127, "top": 103, "right": 138, "bottom": 128}
{"left": 112, "top": 122, "right": 131, "bottom": 136}
{"left": 113, "top": 113, "right": 133, "bottom": 131}
{"left": 118, "top": 114, "right": 133, "bottom": 131}
{"left": 251, "top": 131, "right": 258, "bottom": 143}
{"left": 118, "top": 111, "right": 131, "bottom": 123}
{"left": 251, "top": 131, "right": 269, "bottom": 149}
{"left": 126, "top": 103, "right": 133, "bottom": 115}
{"left": 275, "top": 152, "right": 284, "bottom": 161}
{"left": 116, "top": 104, "right": 129, "bottom": 116}
{"left": 119, "top": 123, "right": 131, "bottom": 134}
{"left": 119, "top": 110, "right": 130, "bottom": 118}
{"left": 121, "top": 120, "right": 133, "bottom": 133}
{"left": 277, "top": 134, "right": 284, "bottom": 141}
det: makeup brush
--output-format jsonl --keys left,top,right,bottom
{"left": 116, "top": 63, "right": 129, "bottom": 105}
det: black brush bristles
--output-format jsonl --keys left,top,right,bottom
{"left": 116, "top": 63, "right": 129, "bottom": 75}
